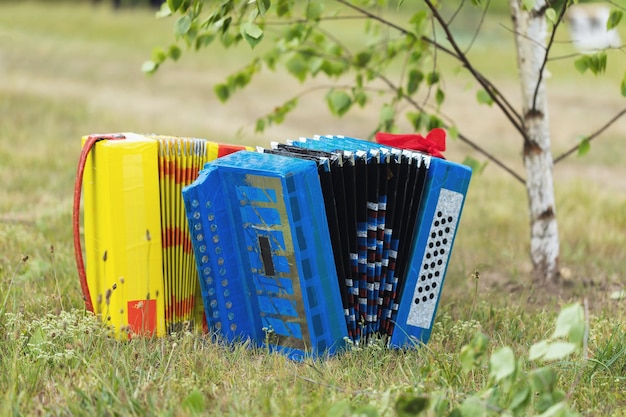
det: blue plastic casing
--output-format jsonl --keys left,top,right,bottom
{"left": 183, "top": 151, "right": 348, "bottom": 359}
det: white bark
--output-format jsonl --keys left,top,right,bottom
{"left": 510, "top": 0, "right": 560, "bottom": 282}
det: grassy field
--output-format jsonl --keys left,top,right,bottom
{"left": 0, "top": 1, "right": 625, "bottom": 416}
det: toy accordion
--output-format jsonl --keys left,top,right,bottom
{"left": 182, "top": 135, "right": 472, "bottom": 359}
{"left": 73, "top": 133, "right": 251, "bottom": 337}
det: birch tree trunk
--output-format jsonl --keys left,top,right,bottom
{"left": 509, "top": 0, "right": 560, "bottom": 283}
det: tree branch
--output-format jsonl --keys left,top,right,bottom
{"left": 553, "top": 107, "right": 626, "bottom": 164}
{"left": 332, "top": 0, "right": 525, "bottom": 182}
{"left": 447, "top": 0, "right": 466, "bottom": 26}
{"left": 421, "top": 0, "right": 528, "bottom": 143}
{"left": 531, "top": 1, "right": 569, "bottom": 111}
{"left": 336, "top": 0, "right": 527, "bottom": 143}
{"left": 463, "top": 0, "right": 491, "bottom": 55}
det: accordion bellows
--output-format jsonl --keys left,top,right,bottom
{"left": 79, "top": 133, "right": 250, "bottom": 337}
{"left": 182, "top": 136, "right": 472, "bottom": 359}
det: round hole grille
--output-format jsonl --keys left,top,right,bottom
{"left": 406, "top": 189, "right": 464, "bottom": 329}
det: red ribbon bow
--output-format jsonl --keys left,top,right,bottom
{"left": 375, "top": 128, "right": 447, "bottom": 159}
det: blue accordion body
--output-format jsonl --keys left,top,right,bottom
{"left": 182, "top": 151, "right": 348, "bottom": 360}
{"left": 183, "top": 136, "right": 472, "bottom": 358}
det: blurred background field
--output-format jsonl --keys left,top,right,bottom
{"left": 0, "top": 1, "right": 625, "bottom": 415}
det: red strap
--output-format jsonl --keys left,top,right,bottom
{"left": 73, "top": 134, "right": 125, "bottom": 312}
{"left": 375, "top": 128, "right": 447, "bottom": 159}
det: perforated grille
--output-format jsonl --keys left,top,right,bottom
{"left": 406, "top": 188, "right": 463, "bottom": 329}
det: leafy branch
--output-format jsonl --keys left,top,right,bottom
{"left": 148, "top": 0, "right": 625, "bottom": 185}
{"left": 422, "top": 0, "right": 526, "bottom": 139}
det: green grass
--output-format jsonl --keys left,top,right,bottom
{"left": 1, "top": 1, "right": 626, "bottom": 416}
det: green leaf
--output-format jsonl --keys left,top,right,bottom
{"left": 529, "top": 339, "right": 549, "bottom": 361}
{"left": 286, "top": 54, "right": 308, "bottom": 82}
{"left": 553, "top": 303, "right": 584, "bottom": 339}
{"left": 574, "top": 56, "right": 588, "bottom": 74}
{"left": 379, "top": 104, "right": 395, "bottom": 125}
{"left": 427, "top": 115, "right": 443, "bottom": 130}
{"left": 459, "top": 345, "right": 478, "bottom": 373}
{"left": 306, "top": 2, "right": 323, "bottom": 20}
{"left": 214, "top": 83, "right": 230, "bottom": 102}
{"left": 594, "top": 53, "right": 607, "bottom": 75}
{"left": 271, "top": 98, "right": 297, "bottom": 124}
{"left": 167, "top": 0, "right": 183, "bottom": 13}
{"left": 536, "top": 393, "right": 558, "bottom": 414}
{"left": 435, "top": 88, "right": 445, "bottom": 106}
{"left": 409, "top": 11, "right": 428, "bottom": 35}
{"left": 327, "top": 90, "right": 352, "bottom": 117}
{"left": 537, "top": 402, "right": 578, "bottom": 417}
{"left": 182, "top": 390, "right": 205, "bottom": 415}
{"left": 395, "top": 394, "right": 429, "bottom": 417}
{"left": 476, "top": 89, "right": 493, "bottom": 106}
{"left": 354, "top": 90, "right": 367, "bottom": 107}
{"left": 545, "top": 8, "right": 557, "bottom": 23}
{"left": 308, "top": 57, "right": 324, "bottom": 75}
{"left": 241, "top": 22, "right": 264, "bottom": 49}
{"left": 459, "top": 396, "right": 487, "bottom": 417}
{"left": 510, "top": 384, "right": 531, "bottom": 413}
{"left": 141, "top": 60, "right": 158, "bottom": 74}
{"left": 156, "top": 2, "right": 172, "bottom": 18}
{"left": 151, "top": 47, "right": 167, "bottom": 64}
{"left": 607, "top": 9, "right": 623, "bottom": 30}
{"left": 542, "top": 341, "right": 577, "bottom": 361}
{"left": 255, "top": 118, "right": 266, "bottom": 133}
{"left": 426, "top": 71, "right": 439, "bottom": 86}
{"left": 321, "top": 60, "right": 348, "bottom": 78}
{"left": 489, "top": 346, "right": 516, "bottom": 382}
{"left": 244, "top": 23, "right": 264, "bottom": 40}
{"left": 276, "top": 0, "right": 293, "bottom": 17}
{"left": 586, "top": 52, "right": 607, "bottom": 76}
{"left": 327, "top": 399, "right": 351, "bottom": 417}
{"left": 406, "top": 112, "right": 421, "bottom": 131}
{"left": 175, "top": 15, "right": 192, "bottom": 37}
{"left": 406, "top": 69, "right": 423, "bottom": 95}
{"left": 168, "top": 44, "right": 182, "bottom": 61}
{"left": 353, "top": 405, "right": 379, "bottom": 417}
{"left": 530, "top": 367, "right": 557, "bottom": 393}
{"left": 621, "top": 72, "right": 626, "bottom": 97}
{"left": 195, "top": 32, "right": 216, "bottom": 50}
{"left": 461, "top": 157, "right": 487, "bottom": 174}
{"left": 448, "top": 125, "right": 459, "bottom": 140}
{"left": 256, "top": 0, "right": 271, "bottom": 17}
{"left": 354, "top": 51, "right": 372, "bottom": 68}
{"left": 459, "top": 331, "right": 489, "bottom": 372}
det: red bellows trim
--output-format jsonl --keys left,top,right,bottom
{"left": 375, "top": 128, "right": 447, "bottom": 159}
{"left": 162, "top": 227, "right": 193, "bottom": 253}
{"left": 159, "top": 163, "right": 202, "bottom": 185}
{"left": 165, "top": 294, "right": 195, "bottom": 320}
{"left": 73, "top": 134, "right": 126, "bottom": 313}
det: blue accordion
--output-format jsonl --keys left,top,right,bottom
{"left": 182, "top": 135, "right": 472, "bottom": 359}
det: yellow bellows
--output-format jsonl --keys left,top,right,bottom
{"left": 81, "top": 133, "right": 250, "bottom": 337}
